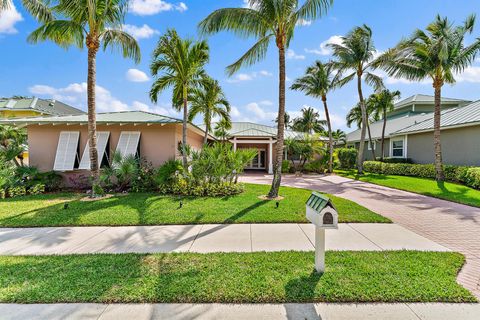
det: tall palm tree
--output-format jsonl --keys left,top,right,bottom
{"left": 25, "top": 0, "right": 140, "bottom": 191}
{"left": 275, "top": 112, "right": 292, "bottom": 130}
{"left": 376, "top": 15, "right": 480, "bottom": 180}
{"left": 346, "top": 101, "right": 376, "bottom": 160}
{"left": 331, "top": 129, "right": 346, "bottom": 146}
{"left": 199, "top": 0, "right": 333, "bottom": 198}
{"left": 292, "top": 106, "right": 326, "bottom": 134}
{"left": 368, "top": 89, "right": 401, "bottom": 161}
{"left": 150, "top": 29, "right": 209, "bottom": 168}
{"left": 188, "top": 77, "right": 231, "bottom": 145}
{"left": 290, "top": 61, "right": 341, "bottom": 173}
{"left": 214, "top": 118, "right": 232, "bottom": 141}
{"left": 329, "top": 25, "right": 384, "bottom": 173}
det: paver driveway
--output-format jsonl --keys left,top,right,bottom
{"left": 240, "top": 173, "right": 480, "bottom": 298}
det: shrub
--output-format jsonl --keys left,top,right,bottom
{"left": 281, "top": 160, "right": 291, "bottom": 173}
{"left": 131, "top": 159, "right": 157, "bottom": 192}
{"left": 29, "top": 184, "right": 45, "bottom": 195}
{"left": 92, "top": 184, "right": 105, "bottom": 197}
{"left": 304, "top": 159, "right": 327, "bottom": 174}
{"left": 8, "top": 186, "right": 26, "bottom": 198}
{"left": 337, "top": 148, "right": 357, "bottom": 169}
{"left": 156, "top": 159, "right": 183, "bottom": 185}
{"left": 363, "top": 161, "right": 480, "bottom": 190}
{"left": 0, "top": 189, "right": 5, "bottom": 199}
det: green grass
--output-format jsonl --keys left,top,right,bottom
{"left": 336, "top": 170, "right": 480, "bottom": 208}
{"left": 0, "top": 183, "right": 390, "bottom": 227}
{"left": 0, "top": 251, "right": 473, "bottom": 303}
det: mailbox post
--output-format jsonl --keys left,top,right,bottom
{"left": 305, "top": 192, "right": 338, "bottom": 273}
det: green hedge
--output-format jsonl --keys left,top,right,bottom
{"left": 337, "top": 148, "right": 357, "bottom": 169}
{"left": 363, "top": 161, "right": 480, "bottom": 190}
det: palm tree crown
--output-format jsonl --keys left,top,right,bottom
{"left": 188, "top": 77, "right": 231, "bottom": 145}
{"left": 149, "top": 29, "right": 209, "bottom": 168}
{"left": 292, "top": 106, "right": 326, "bottom": 134}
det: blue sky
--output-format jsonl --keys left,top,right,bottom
{"left": 1, "top": 0, "right": 480, "bottom": 131}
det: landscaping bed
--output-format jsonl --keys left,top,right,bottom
{"left": 337, "top": 170, "right": 480, "bottom": 208}
{"left": 0, "top": 251, "right": 473, "bottom": 303}
{"left": 0, "top": 183, "right": 390, "bottom": 227}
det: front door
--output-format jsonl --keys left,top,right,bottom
{"left": 246, "top": 149, "right": 266, "bottom": 170}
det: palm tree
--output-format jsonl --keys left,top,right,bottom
{"left": 376, "top": 15, "right": 480, "bottom": 180}
{"left": 346, "top": 103, "right": 363, "bottom": 130}
{"left": 292, "top": 107, "right": 326, "bottom": 134}
{"left": 25, "top": 0, "right": 140, "bottom": 192}
{"left": 188, "top": 77, "right": 231, "bottom": 145}
{"left": 329, "top": 25, "right": 384, "bottom": 173}
{"left": 199, "top": 0, "right": 333, "bottom": 198}
{"left": 346, "top": 101, "right": 376, "bottom": 160}
{"left": 1, "top": 0, "right": 10, "bottom": 10}
{"left": 331, "top": 129, "right": 346, "bottom": 146}
{"left": 275, "top": 112, "right": 292, "bottom": 130}
{"left": 214, "top": 118, "right": 232, "bottom": 141}
{"left": 150, "top": 29, "right": 209, "bottom": 168}
{"left": 368, "top": 89, "right": 401, "bottom": 161}
{"left": 291, "top": 61, "right": 341, "bottom": 173}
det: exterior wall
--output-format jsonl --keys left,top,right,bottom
{"left": 175, "top": 125, "right": 205, "bottom": 156}
{"left": 27, "top": 123, "right": 181, "bottom": 173}
{"left": 355, "top": 139, "right": 390, "bottom": 161}
{"left": 406, "top": 126, "right": 480, "bottom": 166}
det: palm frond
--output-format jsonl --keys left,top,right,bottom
{"left": 296, "top": 0, "right": 332, "bottom": 21}
{"left": 101, "top": 29, "right": 141, "bottom": 63}
{"left": 27, "top": 20, "right": 85, "bottom": 49}
{"left": 226, "top": 34, "right": 273, "bottom": 75}
{"left": 21, "top": 0, "right": 54, "bottom": 23}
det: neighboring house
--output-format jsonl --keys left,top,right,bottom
{"left": 204, "top": 122, "right": 307, "bottom": 174}
{"left": 0, "top": 97, "right": 85, "bottom": 118}
{"left": 0, "top": 111, "right": 210, "bottom": 186}
{"left": 345, "top": 94, "right": 480, "bottom": 165}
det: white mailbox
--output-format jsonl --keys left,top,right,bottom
{"left": 306, "top": 192, "right": 338, "bottom": 273}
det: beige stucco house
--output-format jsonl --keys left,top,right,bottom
{"left": 346, "top": 94, "right": 480, "bottom": 166}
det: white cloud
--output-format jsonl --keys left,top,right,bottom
{"left": 0, "top": 4, "right": 23, "bottom": 34}
{"left": 456, "top": 66, "right": 480, "bottom": 83}
{"left": 305, "top": 35, "right": 343, "bottom": 56}
{"left": 286, "top": 49, "right": 305, "bottom": 60}
{"left": 126, "top": 68, "right": 150, "bottom": 82}
{"left": 122, "top": 24, "right": 159, "bottom": 39}
{"left": 297, "top": 19, "right": 312, "bottom": 27}
{"left": 227, "top": 70, "right": 272, "bottom": 83}
{"left": 242, "top": 0, "right": 259, "bottom": 9}
{"left": 246, "top": 102, "right": 277, "bottom": 121}
{"left": 28, "top": 82, "right": 179, "bottom": 117}
{"left": 129, "top": 0, "right": 188, "bottom": 16}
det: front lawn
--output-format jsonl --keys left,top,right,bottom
{"left": 0, "top": 183, "right": 390, "bottom": 227}
{"left": 337, "top": 170, "right": 480, "bottom": 208}
{"left": 0, "top": 251, "right": 473, "bottom": 303}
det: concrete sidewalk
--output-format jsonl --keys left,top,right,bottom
{"left": 1, "top": 303, "right": 479, "bottom": 320}
{"left": 0, "top": 223, "right": 448, "bottom": 255}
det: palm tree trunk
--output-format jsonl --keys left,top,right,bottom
{"left": 203, "top": 123, "right": 209, "bottom": 146}
{"left": 182, "top": 86, "right": 188, "bottom": 169}
{"left": 381, "top": 108, "right": 387, "bottom": 161}
{"left": 322, "top": 96, "right": 333, "bottom": 174}
{"left": 356, "top": 73, "right": 367, "bottom": 174}
{"left": 433, "top": 81, "right": 444, "bottom": 181}
{"left": 87, "top": 42, "right": 99, "bottom": 194}
{"left": 267, "top": 44, "right": 286, "bottom": 198}
{"left": 367, "top": 122, "right": 376, "bottom": 160}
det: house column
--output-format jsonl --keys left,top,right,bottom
{"left": 233, "top": 137, "right": 237, "bottom": 151}
{"left": 268, "top": 139, "right": 273, "bottom": 174}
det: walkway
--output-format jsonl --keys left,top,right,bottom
{"left": 241, "top": 173, "right": 480, "bottom": 298}
{"left": 1, "top": 303, "right": 479, "bottom": 320}
{"left": 0, "top": 223, "right": 447, "bottom": 255}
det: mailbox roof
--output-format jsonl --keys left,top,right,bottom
{"left": 306, "top": 192, "right": 330, "bottom": 212}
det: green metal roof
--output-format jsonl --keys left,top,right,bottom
{"left": 204, "top": 122, "right": 311, "bottom": 140}
{"left": 393, "top": 94, "right": 469, "bottom": 110}
{"left": 393, "top": 100, "right": 480, "bottom": 135}
{"left": 0, "top": 97, "right": 85, "bottom": 116}
{"left": 0, "top": 110, "right": 182, "bottom": 125}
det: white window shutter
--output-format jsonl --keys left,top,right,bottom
{"left": 53, "top": 131, "right": 80, "bottom": 171}
{"left": 116, "top": 131, "right": 141, "bottom": 157}
{"left": 78, "top": 132, "right": 110, "bottom": 170}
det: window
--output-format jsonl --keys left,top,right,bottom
{"left": 53, "top": 131, "right": 80, "bottom": 171}
{"left": 391, "top": 139, "right": 404, "bottom": 157}
{"left": 368, "top": 142, "right": 376, "bottom": 150}
{"left": 78, "top": 132, "right": 110, "bottom": 170}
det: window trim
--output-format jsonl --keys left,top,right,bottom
{"left": 390, "top": 136, "right": 406, "bottom": 158}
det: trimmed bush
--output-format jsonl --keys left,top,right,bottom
{"left": 363, "top": 161, "right": 480, "bottom": 190}
{"left": 304, "top": 159, "right": 327, "bottom": 174}
{"left": 337, "top": 148, "right": 357, "bottom": 169}
{"left": 7, "top": 186, "right": 27, "bottom": 198}
{"left": 281, "top": 160, "right": 291, "bottom": 173}
{"left": 28, "top": 184, "right": 45, "bottom": 195}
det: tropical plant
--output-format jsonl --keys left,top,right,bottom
{"left": 24, "top": 0, "right": 140, "bottom": 194}
{"left": 100, "top": 152, "right": 138, "bottom": 192}
{"left": 156, "top": 159, "right": 184, "bottom": 185}
{"left": 329, "top": 25, "right": 384, "bottom": 173}
{"left": 375, "top": 15, "right": 480, "bottom": 180}
{"left": 291, "top": 60, "right": 342, "bottom": 173}
{"left": 291, "top": 106, "right": 326, "bottom": 134}
{"left": 214, "top": 118, "right": 232, "bottom": 141}
{"left": 275, "top": 112, "right": 292, "bottom": 130}
{"left": 368, "top": 89, "right": 401, "bottom": 161}
{"left": 0, "top": 125, "right": 27, "bottom": 166}
{"left": 150, "top": 29, "right": 209, "bottom": 169}
{"left": 199, "top": 0, "right": 333, "bottom": 198}
{"left": 285, "top": 134, "right": 323, "bottom": 172}
{"left": 331, "top": 129, "right": 346, "bottom": 146}
{"left": 346, "top": 101, "right": 376, "bottom": 160}
{"left": 188, "top": 77, "right": 231, "bottom": 145}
